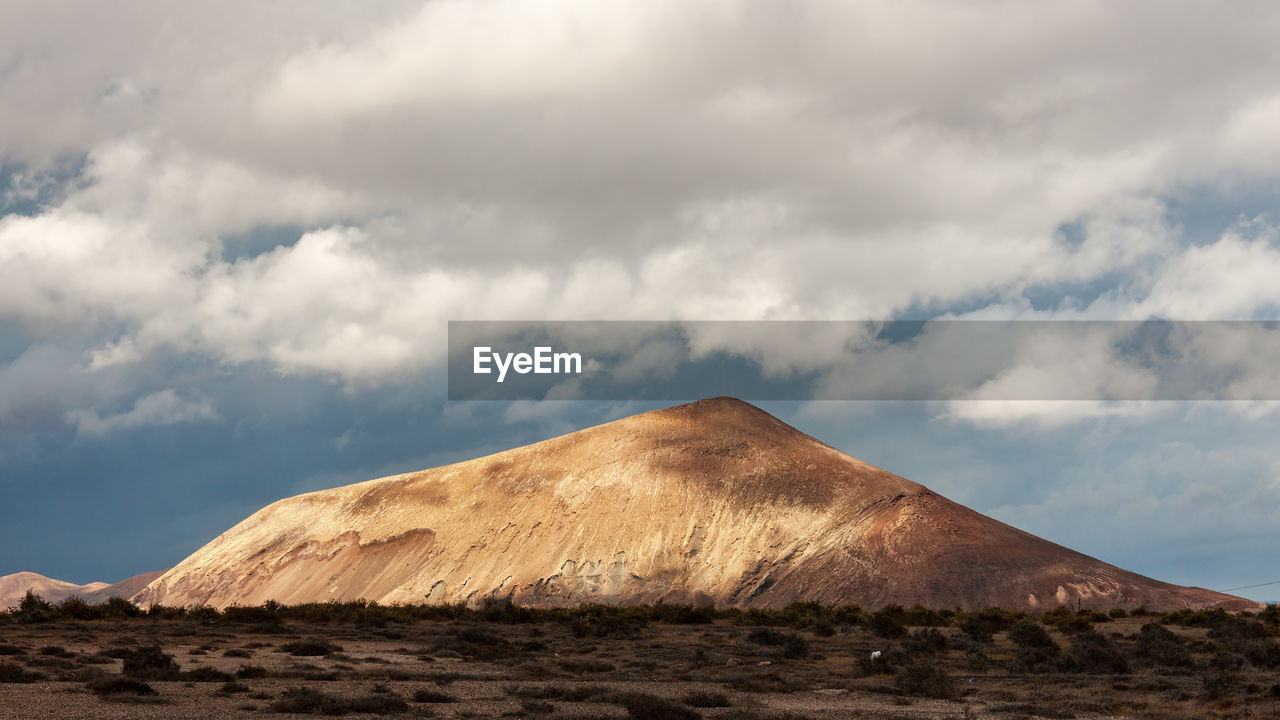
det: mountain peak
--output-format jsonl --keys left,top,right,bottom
{"left": 650, "top": 396, "right": 801, "bottom": 433}
{"left": 664, "top": 395, "right": 766, "bottom": 414}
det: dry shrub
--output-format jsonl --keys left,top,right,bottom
{"left": 86, "top": 676, "right": 158, "bottom": 696}
{"left": 412, "top": 688, "right": 458, "bottom": 703}
{"left": 1008, "top": 621, "right": 1056, "bottom": 649}
{"left": 1201, "top": 670, "right": 1238, "bottom": 700}
{"left": 960, "top": 607, "right": 1021, "bottom": 643}
{"left": 1065, "top": 630, "right": 1129, "bottom": 674}
{"left": 745, "top": 628, "right": 810, "bottom": 659}
{"left": 507, "top": 683, "right": 607, "bottom": 702}
{"left": 279, "top": 639, "right": 341, "bottom": 656}
{"left": 904, "top": 628, "right": 948, "bottom": 654}
{"left": 1131, "top": 624, "right": 1193, "bottom": 669}
{"left": 869, "top": 610, "right": 908, "bottom": 640}
{"left": 1008, "top": 621, "right": 1064, "bottom": 673}
{"left": 0, "top": 661, "right": 44, "bottom": 683}
{"left": 270, "top": 686, "right": 408, "bottom": 715}
{"left": 607, "top": 692, "right": 701, "bottom": 720}
{"left": 893, "top": 659, "right": 958, "bottom": 699}
{"left": 121, "top": 646, "right": 179, "bottom": 680}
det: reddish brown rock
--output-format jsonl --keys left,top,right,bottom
{"left": 133, "top": 397, "right": 1258, "bottom": 611}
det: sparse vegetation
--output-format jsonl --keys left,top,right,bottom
{"left": 122, "top": 645, "right": 180, "bottom": 679}
{"left": 1065, "top": 629, "right": 1129, "bottom": 674}
{"left": 411, "top": 687, "right": 458, "bottom": 702}
{"left": 1202, "top": 670, "right": 1239, "bottom": 700}
{"left": 869, "top": 605, "right": 909, "bottom": 639}
{"left": 960, "top": 607, "right": 1022, "bottom": 643}
{"left": 744, "top": 627, "right": 809, "bottom": 657}
{"left": 279, "top": 638, "right": 341, "bottom": 656}
{"left": 86, "top": 676, "right": 158, "bottom": 696}
{"left": 1, "top": 594, "right": 1278, "bottom": 719}
{"left": 270, "top": 686, "right": 408, "bottom": 715}
{"left": 1132, "top": 622, "right": 1195, "bottom": 669}
{"left": 506, "top": 683, "right": 607, "bottom": 701}
{"left": 894, "top": 658, "right": 958, "bottom": 698}
{"left": 904, "top": 627, "right": 949, "bottom": 654}
{"left": 1042, "top": 606, "right": 1110, "bottom": 635}
{"left": 0, "top": 661, "right": 44, "bottom": 682}
{"left": 608, "top": 692, "right": 701, "bottom": 720}
{"left": 1008, "top": 620, "right": 1064, "bottom": 673}
{"left": 16, "top": 590, "right": 55, "bottom": 623}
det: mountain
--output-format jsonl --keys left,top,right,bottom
{"left": 1, "top": 570, "right": 166, "bottom": 609}
{"left": 0, "top": 572, "right": 106, "bottom": 610}
{"left": 133, "top": 398, "right": 1258, "bottom": 611}
{"left": 83, "top": 570, "right": 168, "bottom": 603}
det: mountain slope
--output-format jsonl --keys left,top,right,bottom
{"left": 134, "top": 398, "right": 1257, "bottom": 611}
{"left": 82, "top": 571, "right": 168, "bottom": 604}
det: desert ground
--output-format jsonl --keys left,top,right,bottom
{"left": 1, "top": 601, "right": 1278, "bottom": 719}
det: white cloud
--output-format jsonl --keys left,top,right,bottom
{"left": 66, "top": 390, "right": 218, "bottom": 438}
{"left": 1219, "top": 92, "right": 1280, "bottom": 172}
{"left": 1134, "top": 221, "right": 1280, "bottom": 319}
{"left": 1, "top": 0, "right": 1280, "bottom": 403}
{"left": 85, "top": 338, "right": 142, "bottom": 371}
{"left": 964, "top": 325, "right": 1158, "bottom": 401}
{"left": 941, "top": 400, "right": 1164, "bottom": 430}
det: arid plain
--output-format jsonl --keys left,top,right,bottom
{"left": 2, "top": 600, "right": 1279, "bottom": 720}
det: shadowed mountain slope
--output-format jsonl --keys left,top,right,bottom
{"left": 134, "top": 398, "right": 1258, "bottom": 611}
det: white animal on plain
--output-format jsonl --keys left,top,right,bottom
{"left": 870, "top": 650, "right": 882, "bottom": 662}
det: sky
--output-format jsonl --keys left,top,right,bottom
{"left": 1, "top": 1, "right": 1278, "bottom": 603}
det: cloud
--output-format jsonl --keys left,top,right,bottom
{"left": 66, "top": 389, "right": 218, "bottom": 438}
{"left": 0, "top": 337, "right": 146, "bottom": 446}
{"left": 2, "top": 0, "right": 1280, "bottom": 403}
{"left": 941, "top": 400, "right": 1165, "bottom": 430}
{"left": 1133, "top": 220, "right": 1280, "bottom": 319}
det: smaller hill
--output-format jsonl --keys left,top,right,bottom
{"left": 0, "top": 570, "right": 166, "bottom": 609}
